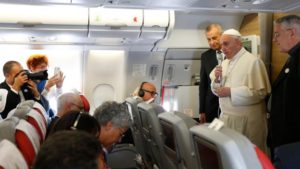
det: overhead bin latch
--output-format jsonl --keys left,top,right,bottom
{"left": 17, "top": 21, "right": 42, "bottom": 28}
{"left": 105, "top": 23, "right": 128, "bottom": 29}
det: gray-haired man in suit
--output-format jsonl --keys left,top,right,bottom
{"left": 199, "top": 23, "right": 223, "bottom": 123}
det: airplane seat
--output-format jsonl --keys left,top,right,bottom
{"left": 125, "top": 97, "right": 143, "bottom": 143}
{"left": 158, "top": 111, "right": 199, "bottom": 169}
{"left": 9, "top": 105, "right": 47, "bottom": 143}
{"left": 32, "top": 101, "right": 48, "bottom": 125}
{"left": 254, "top": 145, "right": 274, "bottom": 169}
{"left": 0, "top": 139, "right": 27, "bottom": 169}
{"left": 0, "top": 117, "right": 19, "bottom": 143}
{"left": 190, "top": 124, "right": 273, "bottom": 169}
{"left": 15, "top": 119, "right": 40, "bottom": 168}
{"left": 27, "top": 109, "right": 47, "bottom": 143}
{"left": 0, "top": 117, "right": 40, "bottom": 168}
{"left": 137, "top": 102, "right": 172, "bottom": 169}
{"left": 8, "top": 100, "right": 48, "bottom": 126}
{"left": 125, "top": 97, "right": 143, "bottom": 131}
{"left": 273, "top": 141, "right": 300, "bottom": 169}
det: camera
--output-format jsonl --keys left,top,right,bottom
{"left": 24, "top": 70, "right": 48, "bottom": 81}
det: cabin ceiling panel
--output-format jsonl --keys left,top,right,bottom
{"left": 0, "top": 0, "right": 103, "bottom": 6}
{"left": 109, "top": 0, "right": 300, "bottom": 13}
{"left": 0, "top": 0, "right": 299, "bottom": 12}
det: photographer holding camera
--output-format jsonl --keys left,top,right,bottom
{"left": 27, "top": 54, "right": 65, "bottom": 118}
{"left": 0, "top": 61, "right": 49, "bottom": 119}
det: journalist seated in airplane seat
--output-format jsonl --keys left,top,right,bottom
{"left": 27, "top": 54, "right": 65, "bottom": 118}
{"left": 123, "top": 82, "right": 157, "bottom": 145}
{"left": 93, "top": 101, "right": 131, "bottom": 150}
{"left": 131, "top": 82, "right": 158, "bottom": 103}
{"left": 47, "top": 91, "right": 90, "bottom": 136}
{"left": 33, "top": 131, "right": 106, "bottom": 169}
{"left": 47, "top": 111, "right": 100, "bottom": 138}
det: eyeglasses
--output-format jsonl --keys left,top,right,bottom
{"left": 142, "top": 89, "right": 158, "bottom": 97}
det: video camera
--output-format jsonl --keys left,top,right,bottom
{"left": 23, "top": 70, "right": 48, "bottom": 81}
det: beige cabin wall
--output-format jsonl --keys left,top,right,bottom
{"left": 240, "top": 13, "right": 260, "bottom": 36}
{"left": 239, "top": 13, "right": 300, "bottom": 83}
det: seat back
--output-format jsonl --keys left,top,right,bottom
{"left": 125, "top": 97, "right": 143, "bottom": 130}
{"left": 0, "top": 117, "right": 40, "bottom": 168}
{"left": 107, "top": 144, "right": 139, "bottom": 169}
{"left": 190, "top": 125, "right": 271, "bottom": 169}
{"left": 158, "top": 111, "right": 199, "bottom": 169}
{"left": 125, "top": 97, "right": 144, "bottom": 153}
{"left": 9, "top": 105, "right": 46, "bottom": 143}
{"left": 255, "top": 146, "right": 274, "bottom": 169}
{"left": 0, "top": 139, "right": 27, "bottom": 169}
{"left": 138, "top": 102, "right": 172, "bottom": 169}
{"left": 8, "top": 100, "right": 47, "bottom": 126}
{"left": 32, "top": 102, "right": 48, "bottom": 124}
{"left": 15, "top": 119, "right": 40, "bottom": 167}
{"left": 0, "top": 117, "right": 19, "bottom": 143}
{"left": 27, "top": 109, "right": 47, "bottom": 143}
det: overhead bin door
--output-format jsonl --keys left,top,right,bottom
{"left": 89, "top": 8, "right": 143, "bottom": 39}
{"left": 140, "top": 10, "right": 170, "bottom": 41}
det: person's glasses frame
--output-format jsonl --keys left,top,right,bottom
{"left": 142, "top": 89, "right": 158, "bottom": 97}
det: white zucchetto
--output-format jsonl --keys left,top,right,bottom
{"left": 223, "top": 29, "right": 242, "bottom": 37}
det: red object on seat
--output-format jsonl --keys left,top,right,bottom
{"left": 27, "top": 117, "right": 43, "bottom": 143}
{"left": 15, "top": 130, "right": 36, "bottom": 167}
{"left": 32, "top": 102, "right": 47, "bottom": 126}
{"left": 254, "top": 146, "right": 275, "bottom": 169}
{"left": 15, "top": 120, "right": 40, "bottom": 168}
{"left": 80, "top": 94, "right": 90, "bottom": 113}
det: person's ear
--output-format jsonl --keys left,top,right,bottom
{"left": 103, "top": 121, "right": 113, "bottom": 131}
{"left": 289, "top": 27, "right": 296, "bottom": 37}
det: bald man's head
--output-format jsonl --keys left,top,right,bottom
{"left": 57, "top": 92, "right": 84, "bottom": 117}
{"left": 139, "top": 82, "right": 157, "bottom": 102}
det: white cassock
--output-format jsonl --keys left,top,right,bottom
{"left": 210, "top": 47, "right": 271, "bottom": 152}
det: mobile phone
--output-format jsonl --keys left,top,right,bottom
{"left": 54, "top": 67, "right": 61, "bottom": 76}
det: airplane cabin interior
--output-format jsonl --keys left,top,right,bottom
{"left": 0, "top": 0, "right": 300, "bottom": 169}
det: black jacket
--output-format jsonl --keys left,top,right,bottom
{"left": 199, "top": 49, "right": 219, "bottom": 122}
{"left": 269, "top": 43, "right": 300, "bottom": 149}
{"left": 0, "top": 81, "right": 49, "bottom": 119}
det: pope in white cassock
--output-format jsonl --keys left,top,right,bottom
{"left": 210, "top": 29, "right": 271, "bottom": 152}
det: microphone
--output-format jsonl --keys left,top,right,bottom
{"left": 217, "top": 51, "right": 223, "bottom": 65}
{"left": 216, "top": 51, "right": 223, "bottom": 85}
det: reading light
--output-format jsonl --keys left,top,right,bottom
{"left": 252, "top": 0, "right": 272, "bottom": 4}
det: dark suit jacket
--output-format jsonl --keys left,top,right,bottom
{"left": 273, "top": 141, "right": 300, "bottom": 169}
{"left": 199, "top": 49, "right": 219, "bottom": 122}
{"left": 269, "top": 43, "right": 300, "bottom": 149}
{"left": 0, "top": 81, "right": 49, "bottom": 119}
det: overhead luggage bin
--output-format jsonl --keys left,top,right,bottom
{"left": 0, "top": 4, "right": 88, "bottom": 44}
{"left": 89, "top": 8, "right": 143, "bottom": 39}
{"left": 140, "top": 10, "right": 172, "bottom": 41}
